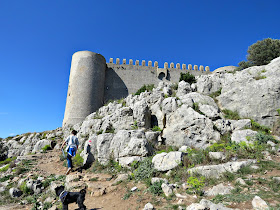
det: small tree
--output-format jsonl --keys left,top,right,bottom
{"left": 179, "top": 72, "right": 196, "bottom": 84}
{"left": 238, "top": 38, "right": 280, "bottom": 70}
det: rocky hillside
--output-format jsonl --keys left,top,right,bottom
{"left": 1, "top": 57, "right": 280, "bottom": 210}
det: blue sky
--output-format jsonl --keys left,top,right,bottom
{"left": 1, "top": 0, "right": 280, "bottom": 138}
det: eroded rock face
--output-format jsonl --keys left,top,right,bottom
{"left": 187, "top": 160, "right": 256, "bottom": 178}
{"left": 197, "top": 57, "right": 280, "bottom": 127}
{"left": 32, "top": 139, "right": 51, "bottom": 153}
{"left": 163, "top": 105, "right": 220, "bottom": 148}
{"left": 94, "top": 130, "right": 151, "bottom": 165}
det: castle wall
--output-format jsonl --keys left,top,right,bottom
{"left": 104, "top": 59, "right": 211, "bottom": 102}
{"left": 63, "top": 51, "right": 212, "bottom": 127}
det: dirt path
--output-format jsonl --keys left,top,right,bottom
{"left": 32, "top": 150, "right": 174, "bottom": 210}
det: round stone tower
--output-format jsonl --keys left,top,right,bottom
{"left": 63, "top": 51, "right": 106, "bottom": 127}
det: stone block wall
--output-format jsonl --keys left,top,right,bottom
{"left": 104, "top": 58, "right": 211, "bottom": 102}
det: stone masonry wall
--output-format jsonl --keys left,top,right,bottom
{"left": 104, "top": 58, "right": 211, "bottom": 102}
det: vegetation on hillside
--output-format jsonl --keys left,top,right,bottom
{"left": 237, "top": 38, "right": 280, "bottom": 70}
{"left": 179, "top": 72, "right": 196, "bottom": 84}
{"left": 135, "top": 84, "right": 155, "bottom": 95}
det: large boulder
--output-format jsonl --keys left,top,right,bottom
{"left": 199, "top": 199, "right": 234, "bottom": 210}
{"left": 96, "top": 133, "right": 114, "bottom": 165}
{"left": 231, "top": 129, "right": 258, "bottom": 144}
{"left": 176, "top": 81, "right": 192, "bottom": 97}
{"left": 95, "top": 130, "right": 151, "bottom": 165}
{"left": 205, "top": 183, "right": 234, "bottom": 196}
{"left": 163, "top": 105, "right": 220, "bottom": 148}
{"left": 152, "top": 151, "right": 183, "bottom": 171}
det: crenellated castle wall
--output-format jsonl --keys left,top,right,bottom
{"left": 104, "top": 58, "right": 211, "bottom": 102}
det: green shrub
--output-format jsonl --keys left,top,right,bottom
{"left": 0, "top": 175, "right": 12, "bottom": 182}
{"left": 212, "top": 193, "right": 254, "bottom": 204}
{"left": 209, "top": 88, "right": 222, "bottom": 98}
{"left": 0, "top": 164, "right": 10, "bottom": 172}
{"left": 223, "top": 171, "right": 235, "bottom": 182}
{"left": 73, "top": 151, "right": 84, "bottom": 167}
{"left": 192, "top": 103, "right": 204, "bottom": 115}
{"left": 179, "top": 72, "right": 196, "bottom": 85}
{"left": 185, "top": 148, "right": 208, "bottom": 166}
{"left": 0, "top": 157, "right": 16, "bottom": 166}
{"left": 149, "top": 180, "right": 163, "bottom": 196}
{"left": 105, "top": 126, "right": 115, "bottom": 134}
{"left": 42, "top": 175, "right": 65, "bottom": 188}
{"left": 42, "top": 145, "right": 51, "bottom": 152}
{"left": 134, "top": 157, "right": 155, "bottom": 181}
{"left": 122, "top": 191, "right": 132, "bottom": 200}
{"left": 186, "top": 176, "right": 205, "bottom": 195}
{"left": 43, "top": 202, "right": 52, "bottom": 210}
{"left": 96, "top": 130, "right": 103, "bottom": 135}
{"left": 117, "top": 98, "right": 126, "bottom": 107}
{"left": 135, "top": 84, "right": 155, "bottom": 95}
{"left": 255, "top": 132, "right": 276, "bottom": 144}
{"left": 93, "top": 110, "right": 103, "bottom": 119}
{"left": 208, "top": 143, "right": 226, "bottom": 152}
{"left": 254, "top": 75, "right": 266, "bottom": 80}
{"left": 251, "top": 119, "right": 270, "bottom": 134}
{"left": 152, "top": 126, "right": 162, "bottom": 132}
{"left": 237, "top": 165, "right": 253, "bottom": 175}
{"left": 222, "top": 109, "right": 241, "bottom": 120}
{"left": 14, "top": 166, "right": 28, "bottom": 175}
{"left": 131, "top": 121, "right": 138, "bottom": 130}
{"left": 156, "top": 146, "right": 176, "bottom": 154}
{"left": 20, "top": 181, "right": 32, "bottom": 195}
{"left": 89, "top": 177, "right": 99, "bottom": 181}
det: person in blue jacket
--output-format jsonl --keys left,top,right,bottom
{"left": 61, "top": 130, "right": 79, "bottom": 175}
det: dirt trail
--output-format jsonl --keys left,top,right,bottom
{"left": 31, "top": 150, "right": 169, "bottom": 210}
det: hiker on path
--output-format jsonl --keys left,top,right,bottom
{"left": 61, "top": 130, "right": 79, "bottom": 175}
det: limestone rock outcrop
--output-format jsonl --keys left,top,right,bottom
{"left": 197, "top": 57, "right": 280, "bottom": 127}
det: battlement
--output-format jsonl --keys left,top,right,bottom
{"left": 108, "top": 58, "right": 210, "bottom": 72}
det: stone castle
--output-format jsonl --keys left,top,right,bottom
{"left": 63, "top": 51, "right": 212, "bottom": 127}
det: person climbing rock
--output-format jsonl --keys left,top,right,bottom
{"left": 61, "top": 130, "right": 79, "bottom": 175}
